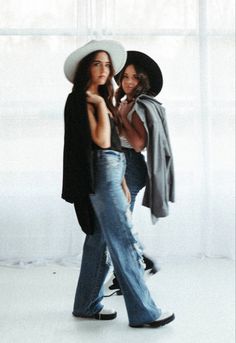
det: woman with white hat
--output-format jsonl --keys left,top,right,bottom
{"left": 104, "top": 51, "right": 175, "bottom": 297}
{"left": 62, "top": 40, "right": 175, "bottom": 328}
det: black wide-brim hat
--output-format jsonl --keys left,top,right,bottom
{"left": 114, "top": 50, "right": 163, "bottom": 96}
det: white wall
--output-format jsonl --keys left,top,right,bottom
{"left": 0, "top": 0, "right": 235, "bottom": 263}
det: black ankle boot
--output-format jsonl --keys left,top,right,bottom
{"left": 104, "top": 273, "right": 122, "bottom": 297}
{"left": 143, "top": 255, "right": 159, "bottom": 275}
{"left": 104, "top": 255, "right": 159, "bottom": 297}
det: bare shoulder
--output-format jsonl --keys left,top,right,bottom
{"left": 87, "top": 103, "right": 95, "bottom": 114}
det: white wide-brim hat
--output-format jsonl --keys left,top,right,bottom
{"left": 64, "top": 39, "right": 127, "bottom": 83}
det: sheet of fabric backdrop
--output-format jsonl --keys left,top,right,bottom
{"left": 0, "top": 0, "right": 235, "bottom": 264}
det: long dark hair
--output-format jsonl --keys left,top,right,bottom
{"left": 72, "top": 50, "right": 116, "bottom": 116}
{"left": 115, "top": 63, "right": 155, "bottom": 106}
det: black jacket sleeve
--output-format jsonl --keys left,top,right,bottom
{"left": 61, "top": 92, "right": 96, "bottom": 234}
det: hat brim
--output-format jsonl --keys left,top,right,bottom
{"left": 64, "top": 40, "right": 127, "bottom": 83}
{"left": 114, "top": 51, "right": 163, "bottom": 96}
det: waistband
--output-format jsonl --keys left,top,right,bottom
{"left": 122, "top": 147, "right": 142, "bottom": 154}
{"left": 95, "top": 149, "right": 125, "bottom": 157}
{"left": 122, "top": 147, "right": 135, "bottom": 151}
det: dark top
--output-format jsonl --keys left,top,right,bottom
{"left": 62, "top": 91, "right": 122, "bottom": 235}
{"left": 93, "top": 115, "right": 122, "bottom": 152}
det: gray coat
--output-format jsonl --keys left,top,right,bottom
{"left": 131, "top": 95, "right": 175, "bottom": 223}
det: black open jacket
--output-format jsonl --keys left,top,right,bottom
{"left": 62, "top": 91, "right": 95, "bottom": 234}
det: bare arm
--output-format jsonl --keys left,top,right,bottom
{"left": 121, "top": 177, "right": 131, "bottom": 204}
{"left": 86, "top": 91, "right": 111, "bottom": 148}
{"left": 120, "top": 111, "right": 147, "bottom": 152}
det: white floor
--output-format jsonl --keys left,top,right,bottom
{"left": 0, "top": 258, "right": 235, "bottom": 343}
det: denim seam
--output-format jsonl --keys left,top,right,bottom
{"left": 83, "top": 246, "right": 107, "bottom": 316}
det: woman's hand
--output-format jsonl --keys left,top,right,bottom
{"left": 86, "top": 91, "right": 111, "bottom": 148}
{"left": 117, "top": 103, "right": 129, "bottom": 122}
{"left": 121, "top": 177, "right": 131, "bottom": 204}
{"left": 86, "top": 91, "right": 104, "bottom": 106}
{"left": 119, "top": 110, "right": 147, "bottom": 152}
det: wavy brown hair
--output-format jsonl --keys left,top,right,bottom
{"left": 72, "top": 50, "right": 117, "bottom": 116}
{"left": 115, "top": 63, "right": 155, "bottom": 106}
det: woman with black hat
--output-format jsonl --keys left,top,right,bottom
{"left": 62, "top": 40, "right": 175, "bottom": 328}
{"left": 104, "top": 51, "right": 175, "bottom": 297}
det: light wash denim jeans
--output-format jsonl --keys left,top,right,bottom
{"left": 73, "top": 150, "right": 161, "bottom": 326}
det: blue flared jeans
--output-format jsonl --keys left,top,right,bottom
{"left": 73, "top": 150, "right": 161, "bottom": 326}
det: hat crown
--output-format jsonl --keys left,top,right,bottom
{"left": 64, "top": 39, "right": 127, "bottom": 83}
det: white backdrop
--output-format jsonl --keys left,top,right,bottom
{"left": 0, "top": 0, "right": 235, "bottom": 264}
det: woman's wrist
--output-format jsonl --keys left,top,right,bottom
{"left": 96, "top": 98, "right": 105, "bottom": 106}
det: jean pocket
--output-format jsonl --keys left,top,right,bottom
{"left": 96, "top": 151, "right": 122, "bottom": 173}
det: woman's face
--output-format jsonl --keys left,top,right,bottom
{"left": 89, "top": 51, "right": 111, "bottom": 86}
{"left": 121, "top": 64, "right": 139, "bottom": 97}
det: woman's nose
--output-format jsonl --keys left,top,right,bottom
{"left": 101, "top": 65, "right": 106, "bottom": 73}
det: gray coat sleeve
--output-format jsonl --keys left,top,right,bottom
{"left": 133, "top": 95, "right": 175, "bottom": 223}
